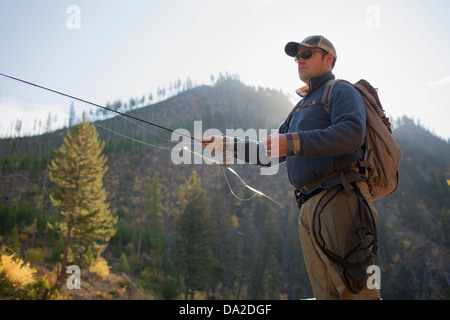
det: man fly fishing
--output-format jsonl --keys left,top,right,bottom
{"left": 202, "top": 35, "right": 382, "bottom": 300}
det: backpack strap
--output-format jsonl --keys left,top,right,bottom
{"left": 287, "top": 79, "right": 354, "bottom": 125}
{"left": 285, "top": 79, "right": 346, "bottom": 125}
{"left": 284, "top": 100, "right": 302, "bottom": 125}
{"left": 317, "top": 79, "right": 366, "bottom": 191}
{"left": 318, "top": 80, "right": 335, "bottom": 113}
{"left": 318, "top": 79, "right": 352, "bottom": 113}
{"left": 283, "top": 99, "right": 321, "bottom": 126}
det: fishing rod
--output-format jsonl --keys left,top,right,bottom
{"left": 0, "top": 72, "right": 197, "bottom": 141}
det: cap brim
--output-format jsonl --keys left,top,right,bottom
{"left": 285, "top": 41, "right": 316, "bottom": 57}
{"left": 285, "top": 42, "right": 300, "bottom": 57}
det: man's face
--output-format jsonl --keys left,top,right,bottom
{"left": 296, "top": 46, "right": 332, "bottom": 84}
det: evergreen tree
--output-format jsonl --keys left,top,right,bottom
{"left": 147, "top": 175, "right": 165, "bottom": 256}
{"left": 48, "top": 118, "right": 117, "bottom": 288}
{"left": 6, "top": 226, "right": 20, "bottom": 256}
{"left": 176, "top": 171, "right": 217, "bottom": 299}
{"left": 68, "top": 102, "right": 76, "bottom": 127}
{"left": 131, "top": 175, "right": 146, "bottom": 260}
{"left": 118, "top": 252, "right": 131, "bottom": 274}
{"left": 130, "top": 174, "right": 164, "bottom": 270}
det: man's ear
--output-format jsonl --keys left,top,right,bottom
{"left": 326, "top": 53, "right": 334, "bottom": 67}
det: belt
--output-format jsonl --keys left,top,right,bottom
{"left": 299, "top": 162, "right": 360, "bottom": 193}
{"left": 294, "top": 162, "right": 360, "bottom": 208}
{"left": 294, "top": 188, "right": 324, "bottom": 208}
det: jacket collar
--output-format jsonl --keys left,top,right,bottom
{"left": 296, "top": 71, "right": 335, "bottom": 98}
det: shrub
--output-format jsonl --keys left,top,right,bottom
{"left": 25, "top": 247, "right": 44, "bottom": 264}
{"left": 89, "top": 256, "right": 111, "bottom": 279}
{"left": 0, "top": 253, "right": 36, "bottom": 288}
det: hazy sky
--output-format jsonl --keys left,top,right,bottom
{"left": 0, "top": 0, "right": 449, "bottom": 139}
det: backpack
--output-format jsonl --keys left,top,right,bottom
{"left": 319, "top": 79, "right": 403, "bottom": 201}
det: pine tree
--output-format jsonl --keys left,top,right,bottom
{"left": 147, "top": 175, "right": 165, "bottom": 256}
{"left": 176, "top": 171, "right": 217, "bottom": 299}
{"left": 48, "top": 118, "right": 117, "bottom": 288}
{"left": 118, "top": 252, "right": 131, "bottom": 274}
{"left": 130, "top": 174, "right": 164, "bottom": 266}
{"left": 68, "top": 102, "right": 76, "bottom": 127}
{"left": 6, "top": 226, "right": 20, "bottom": 256}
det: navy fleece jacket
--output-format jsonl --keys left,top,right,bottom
{"left": 235, "top": 71, "right": 366, "bottom": 192}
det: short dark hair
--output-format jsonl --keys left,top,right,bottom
{"left": 320, "top": 49, "right": 336, "bottom": 69}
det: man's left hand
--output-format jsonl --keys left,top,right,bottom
{"left": 262, "top": 134, "right": 289, "bottom": 158}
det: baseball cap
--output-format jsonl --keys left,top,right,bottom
{"left": 285, "top": 35, "right": 337, "bottom": 60}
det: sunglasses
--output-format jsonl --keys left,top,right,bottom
{"left": 294, "top": 49, "right": 325, "bottom": 63}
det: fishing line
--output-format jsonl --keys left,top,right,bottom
{"left": 224, "top": 166, "right": 287, "bottom": 209}
{"left": 96, "top": 115, "right": 280, "bottom": 207}
{"left": 118, "top": 114, "right": 173, "bottom": 143}
{"left": 97, "top": 119, "right": 283, "bottom": 208}
{"left": 94, "top": 122, "right": 175, "bottom": 151}
{"left": 221, "top": 167, "right": 259, "bottom": 202}
{"left": 1, "top": 72, "right": 288, "bottom": 211}
{"left": 188, "top": 147, "right": 288, "bottom": 210}
{"left": 97, "top": 111, "right": 175, "bottom": 151}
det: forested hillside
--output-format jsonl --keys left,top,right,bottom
{"left": 0, "top": 78, "right": 449, "bottom": 300}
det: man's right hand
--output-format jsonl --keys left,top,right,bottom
{"left": 202, "top": 136, "right": 235, "bottom": 167}
{"left": 201, "top": 136, "right": 226, "bottom": 152}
